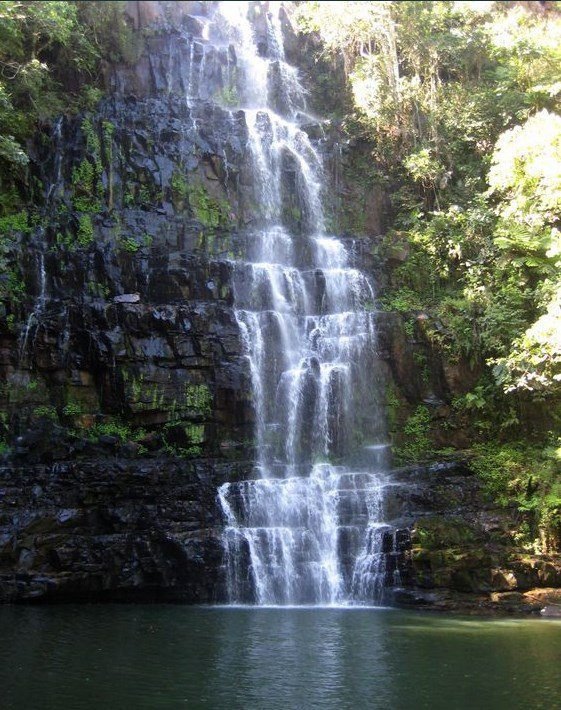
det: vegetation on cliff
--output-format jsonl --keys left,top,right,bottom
{"left": 0, "top": 1, "right": 138, "bottom": 199}
{"left": 0, "top": 1, "right": 139, "bottom": 312}
{"left": 0, "top": 0, "right": 560, "bottom": 553}
{"left": 0, "top": 2, "right": 236, "bottom": 462}
{"left": 295, "top": 0, "right": 561, "bottom": 548}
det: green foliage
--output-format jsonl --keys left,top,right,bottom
{"left": 394, "top": 405, "right": 432, "bottom": 464}
{"left": 118, "top": 236, "right": 140, "bottom": 253}
{"left": 0, "top": 134, "right": 28, "bottom": 167}
{"left": 55, "top": 230, "right": 74, "bottom": 250}
{"left": 300, "top": 1, "right": 561, "bottom": 429}
{"left": 71, "top": 116, "right": 104, "bottom": 212}
{"left": 489, "top": 110, "right": 561, "bottom": 233}
{"left": 184, "top": 383, "right": 212, "bottom": 415}
{"left": 380, "top": 286, "right": 424, "bottom": 313}
{"left": 216, "top": 85, "right": 239, "bottom": 107}
{"left": 81, "top": 117, "right": 101, "bottom": 162}
{"left": 493, "top": 285, "right": 561, "bottom": 394}
{"left": 33, "top": 405, "right": 58, "bottom": 421}
{"left": 403, "top": 148, "right": 447, "bottom": 201}
{"left": 63, "top": 402, "right": 82, "bottom": 417}
{"left": 0, "top": 211, "right": 29, "bottom": 235}
{"left": 76, "top": 214, "right": 94, "bottom": 247}
{"left": 413, "top": 517, "right": 477, "bottom": 550}
{"left": 0, "top": 210, "right": 28, "bottom": 306}
{"left": 72, "top": 158, "right": 102, "bottom": 212}
{"left": 162, "top": 421, "right": 206, "bottom": 459}
{"left": 385, "top": 382, "right": 400, "bottom": 432}
{"left": 117, "top": 233, "right": 153, "bottom": 254}
{"left": 188, "top": 183, "right": 232, "bottom": 229}
{"left": 90, "top": 418, "right": 143, "bottom": 443}
{"left": 170, "top": 171, "right": 233, "bottom": 228}
{"left": 170, "top": 170, "right": 189, "bottom": 203}
{"left": 0, "top": 2, "right": 137, "bottom": 206}
{"left": 452, "top": 385, "right": 487, "bottom": 414}
{"left": 471, "top": 440, "right": 561, "bottom": 550}
{"left": 86, "top": 280, "right": 110, "bottom": 298}
{"left": 92, "top": 420, "right": 130, "bottom": 440}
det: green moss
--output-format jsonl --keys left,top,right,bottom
{"left": 170, "top": 170, "right": 189, "bottom": 205}
{"left": 33, "top": 405, "right": 58, "bottom": 421}
{"left": 412, "top": 517, "right": 478, "bottom": 550}
{"left": 86, "top": 281, "right": 110, "bottom": 298}
{"left": 123, "top": 184, "right": 135, "bottom": 207}
{"left": 413, "top": 350, "right": 431, "bottom": 384}
{"left": 185, "top": 423, "right": 205, "bottom": 445}
{"left": 216, "top": 84, "right": 239, "bottom": 106}
{"left": 72, "top": 159, "right": 101, "bottom": 212}
{"left": 2, "top": 376, "right": 46, "bottom": 405}
{"left": 77, "top": 214, "right": 94, "bottom": 247}
{"left": 394, "top": 405, "right": 433, "bottom": 464}
{"left": 91, "top": 419, "right": 129, "bottom": 441}
{"left": 183, "top": 383, "right": 212, "bottom": 415}
{"left": 188, "top": 183, "right": 232, "bottom": 229}
{"left": 470, "top": 441, "right": 561, "bottom": 549}
{"left": 161, "top": 420, "right": 205, "bottom": 458}
{"left": 70, "top": 117, "right": 106, "bottom": 213}
{"left": 0, "top": 211, "right": 28, "bottom": 306}
{"left": 163, "top": 442, "right": 202, "bottom": 459}
{"left": 122, "top": 182, "right": 157, "bottom": 210}
{"left": 82, "top": 117, "right": 102, "bottom": 165}
{"left": 102, "top": 120, "right": 115, "bottom": 146}
{"left": 118, "top": 236, "right": 141, "bottom": 253}
{"left": 117, "top": 232, "right": 153, "bottom": 253}
{"left": 63, "top": 402, "right": 82, "bottom": 417}
{"left": 385, "top": 383, "right": 400, "bottom": 432}
{"left": 55, "top": 231, "right": 74, "bottom": 250}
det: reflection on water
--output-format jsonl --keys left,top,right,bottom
{"left": 1, "top": 606, "right": 561, "bottom": 709}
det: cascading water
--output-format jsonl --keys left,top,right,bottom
{"left": 210, "top": 2, "right": 399, "bottom": 606}
{"left": 19, "top": 116, "right": 63, "bottom": 363}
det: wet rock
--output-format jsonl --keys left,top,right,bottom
{"left": 113, "top": 293, "right": 140, "bottom": 303}
{"left": 382, "top": 460, "right": 561, "bottom": 613}
{"left": 0, "top": 458, "right": 251, "bottom": 603}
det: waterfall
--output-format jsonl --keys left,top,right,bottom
{"left": 210, "top": 2, "right": 397, "bottom": 606}
{"left": 19, "top": 115, "right": 62, "bottom": 364}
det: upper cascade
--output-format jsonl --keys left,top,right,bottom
{"left": 199, "top": 2, "right": 397, "bottom": 606}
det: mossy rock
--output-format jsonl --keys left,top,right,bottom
{"left": 411, "top": 516, "right": 481, "bottom": 550}
{"left": 412, "top": 543, "right": 496, "bottom": 591}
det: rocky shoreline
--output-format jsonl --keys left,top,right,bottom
{"left": 1, "top": 452, "right": 559, "bottom": 613}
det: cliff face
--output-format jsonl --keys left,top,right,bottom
{"left": 0, "top": 2, "right": 558, "bottom": 611}
{"left": 0, "top": 5, "right": 257, "bottom": 602}
{"left": 0, "top": 458, "right": 231, "bottom": 603}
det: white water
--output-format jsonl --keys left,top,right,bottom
{"left": 19, "top": 115, "right": 62, "bottom": 363}
{"left": 208, "top": 2, "right": 397, "bottom": 605}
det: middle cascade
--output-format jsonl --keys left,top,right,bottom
{"left": 215, "top": 2, "right": 395, "bottom": 605}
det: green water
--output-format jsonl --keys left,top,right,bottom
{"left": 1, "top": 606, "right": 561, "bottom": 709}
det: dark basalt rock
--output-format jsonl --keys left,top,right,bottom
{"left": 0, "top": 10, "right": 264, "bottom": 603}
{"left": 379, "top": 460, "right": 561, "bottom": 614}
{"left": 0, "top": 457, "right": 253, "bottom": 603}
{"left": 1, "top": 5, "right": 558, "bottom": 611}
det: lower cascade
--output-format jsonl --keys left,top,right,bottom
{"left": 220, "top": 464, "right": 405, "bottom": 605}
{"left": 213, "top": 2, "right": 399, "bottom": 605}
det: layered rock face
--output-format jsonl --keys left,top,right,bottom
{"left": 0, "top": 459, "right": 234, "bottom": 603}
{"left": 0, "top": 3, "right": 260, "bottom": 601}
{"left": 0, "top": 2, "right": 559, "bottom": 611}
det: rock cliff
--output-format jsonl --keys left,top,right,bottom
{"left": 0, "top": 1, "right": 558, "bottom": 612}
